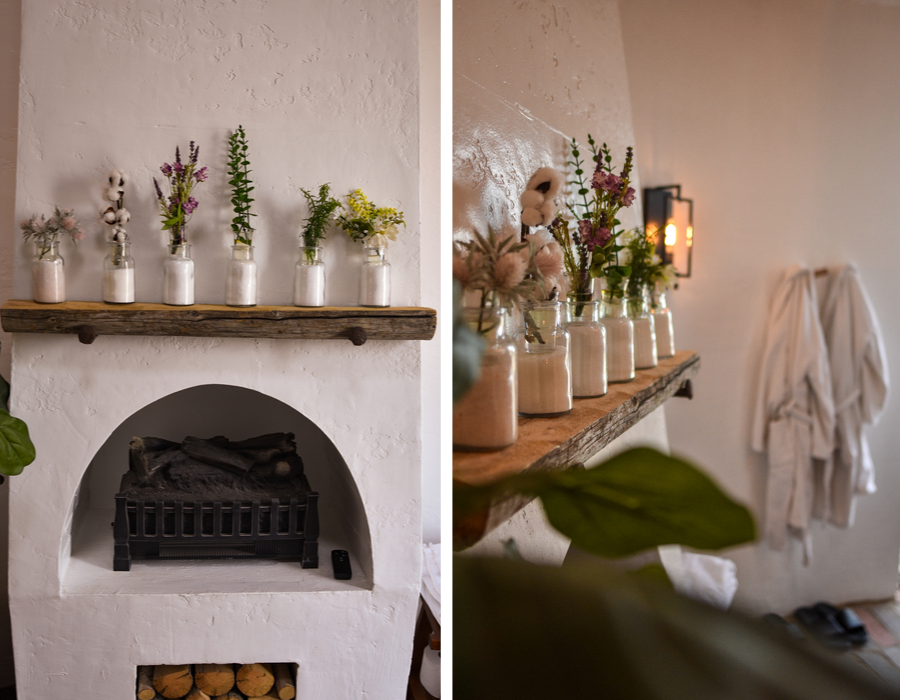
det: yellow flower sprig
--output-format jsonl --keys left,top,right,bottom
{"left": 336, "top": 189, "right": 405, "bottom": 248}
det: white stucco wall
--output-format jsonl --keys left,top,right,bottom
{"left": 619, "top": 0, "right": 900, "bottom": 613}
{"left": 3, "top": 0, "right": 440, "bottom": 695}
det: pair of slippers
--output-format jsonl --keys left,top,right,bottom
{"left": 793, "top": 602, "right": 868, "bottom": 649}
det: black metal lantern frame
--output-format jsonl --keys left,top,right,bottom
{"left": 643, "top": 184, "right": 693, "bottom": 278}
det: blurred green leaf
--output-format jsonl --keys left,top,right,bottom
{"left": 0, "top": 410, "right": 35, "bottom": 476}
{"left": 458, "top": 448, "right": 756, "bottom": 557}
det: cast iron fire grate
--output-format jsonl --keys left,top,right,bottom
{"left": 113, "top": 433, "right": 319, "bottom": 571}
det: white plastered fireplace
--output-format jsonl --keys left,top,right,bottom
{"left": 7, "top": 331, "right": 423, "bottom": 698}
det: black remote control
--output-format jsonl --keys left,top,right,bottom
{"left": 332, "top": 549, "right": 352, "bottom": 580}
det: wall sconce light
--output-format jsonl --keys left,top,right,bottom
{"left": 643, "top": 185, "right": 693, "bottom": 278}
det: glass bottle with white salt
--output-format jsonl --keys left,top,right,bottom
{"left": 516, "top": 300, "right": 573, "bottom": 416}
{"left": 600, "top": 290, "right": 635, "bottom": 383}
{"left": 652, "top": 287, "right": 675, "bottom": 358}
{"left": 103, "top": 240, "right": 135, "bottom": 304}
{"left": 360, "top": 246, "right": 391, "bottom": 307}
{"left": 627, "top": 285, "right": 658, "bottom": 370}
{"left": 565, "top": 295, "right": 607, "bottom": 398}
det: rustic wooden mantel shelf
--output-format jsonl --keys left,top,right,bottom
{"left": 0, "top": 300, "right": 436, "bottom": 344}
{"left": 454, "top": 350, "right": 700, "bottom": 548}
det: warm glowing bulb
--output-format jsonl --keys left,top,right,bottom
{"left": 664, "top": 222, "right": 677, "bottom": 246}
{"left": 686, "top": 225, "right": 693, "bottom": 247}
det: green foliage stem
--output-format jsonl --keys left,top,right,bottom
{"left": 299, "top": 183, "right": 341, "bottom": 251}
{"left": 227, "top": 125, "right": 256, "bottom": 245}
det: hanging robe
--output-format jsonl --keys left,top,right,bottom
{"left": 815, "top": 263, "right": 889, "bottom": 528}
{"left": 750, "top": 265, "right": 835, "bottom": 558}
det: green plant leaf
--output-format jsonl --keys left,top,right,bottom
{"left": 481, "top": 448, "right": 756, "bottom": 558}
{"left": 0, "top": 373, "right": 9, "bottom": 410}
{"left": 0, "top": 409, "right": 35, "bottom": 476}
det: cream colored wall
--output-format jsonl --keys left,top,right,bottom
{"left": 620, "top": 0, "right": 900, "bottom": 612}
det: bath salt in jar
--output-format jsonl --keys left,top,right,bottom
{"left": 294, "top": 246, "right": 326, "bottom": 307}
{"left": 225, "top": 243, "right": 258, "bottom": 307}
{"left": 652, "top": 289, "right": 675, "bottom": 358}
{"left": 601, "top": 291, "right": 635, "bottom": 383}
{"left": 628, "top": 287, "right": 658, "bottom": 370}
{"left": 360, "top": 246, "right": 390, "bottom": 307}
{"left": 452, "top": 306, "right": 518, "bottom": 451}
{"left": 32, "top": 240, "right": 65, "bottom": 304}
{"left": 103, "top": 240, "right": 135, "bottom": 304}
{"left": 516, "top": 300, "right": 572, "bottom": 417}
{"left": 565, "top": 294, "right": 607, "bottom": 398}
{"left": 163, "top": 243, "right": 194, "bottom": 306}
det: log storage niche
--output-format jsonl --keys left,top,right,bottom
{"left": 114, "top": 433, "right": 319, "bottom": 571}
{"left": 138, "top": 663, "right": 298, "bottom": 700}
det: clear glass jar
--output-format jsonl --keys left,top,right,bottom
{"left": 600, "top": 291, "right": 635, "bottom": 383}
{"left": 360, "top": 246, "right": 390, "bottom": 307}
{"left": 294, "top": 246, "right": 325, "bottom": 307}
{"left": 163, "top": 243, "right": 194, "bottom": 306}
{"left": 452, "top": 306, "right": 518, "bottom": 451}
{"left": 652, "top": 290, "right": 675, "bottom": 359}
{"left": 516, "top": 300, "right": 572, "bottom": 416}
{"left": 225, "top": 243, "right": 257, "bottom": 307}
{"left": 627, "top": 286, "right": 658, "bottom": 370}
{"left": 103, "top": 240, "right": 135, "bottom": 304}
{"left": 565, "top": 294, "right": 607, "bottom": 398}
{"left": 32, "top": 240, "right": 65, "bottom": 304}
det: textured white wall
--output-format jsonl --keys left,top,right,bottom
{"left": 620, "top": 0, "right": 900, "bottom": 612}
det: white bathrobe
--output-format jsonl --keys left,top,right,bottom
{"left": 815, "top": 263, "right": 889, "bottom": 528}
{"left": 751, "top": 265, "right": 835, "bottom": 557}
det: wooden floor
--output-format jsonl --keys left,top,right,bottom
{"left": 791, "top": 591, "right": 900, "bottom": 692}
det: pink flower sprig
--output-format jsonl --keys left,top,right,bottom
{"left": 20, "top": 206, "right": 85, "bottom": 259}
{"left": 565, "top": 136, "right": 636, "bottom": 299}
{"left": 153, "top": 141, "right": 208, "bottom": 245}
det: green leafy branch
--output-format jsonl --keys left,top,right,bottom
{"left": 227, "top": 125, "right": 256, "bottom": 245}
{"left": 299, "top": 183, "right": 341, "bottom": 253}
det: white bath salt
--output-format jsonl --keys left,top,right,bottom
{"left": 632, "top": 316, "right": 658, "bottom": 369}
{"left": 32, "top": 260, "right": 65, "bottom": 303}
{"left": 602, "top": 316, "right": 635, "bottom": 383}
{"left": 654, "top": 308, "right": 675, "bottom": 358}
{"left": 226, "top": 259, "right": 257, "bottom": 306}
{"left": 360, "top": 261, "right": 390, "bottom": 307}
{"left": 103, "top": 267, "right": 134, "bottom": 303}
{"left": 163, "top": 257, "right": 194, "bottom": 305}
{"left": 452, "top": 346, "right": 518, "bottom": 450}
{"left": 294, "top": 264, "right": 325, "bottom": 306}
{"left": 517, "top": 345, "right": 572, "bottom": 415}
{"left": 568, "top": 323, "right": 607, "bottom": 397}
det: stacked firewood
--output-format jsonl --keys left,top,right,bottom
{"left": 137, "top": 664, "right": 296, "bottom": 700}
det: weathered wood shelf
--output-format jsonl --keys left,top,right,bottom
{"left": 454, "top": 350, "right": 700, "bottom": 548}
{"left": 1, "top": 300, "right": 436, "bottom": 344}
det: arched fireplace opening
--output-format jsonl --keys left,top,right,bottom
{"left": 66, "top": 383, "right": 373, "bottom": 593}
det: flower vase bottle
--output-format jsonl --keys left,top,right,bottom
{"left": 32, "top": 240, "right": 65, "bottom": 304}
{"left": 294, "top": 246, "right": 325, "bottom": 307}
{"left": 360, "top": 246, "right": 390, "bottom": 307}
{"left": 452, "top": 306, "right": 518, "bottom": 451}
{"left": 652, "top": 288, "right": 675, "bottom": 358}
{"left": 628, "top": 286, "right": 658, "bottom": 370}
{"left": 103, "top": 240, "right": 135, "bottom": 304}
{"left": 600, "top": 291, "right": 635, "bottom": 383}
{"left": 516, "top": 300, "right": 573, "bottom": 416}
{"left": 163, "top": 243, "right": 194, "bottom": 306}
{"left": 565, "top": 293, "right": 607, "bottom": 398}
{"left": 225, "top": 243, "right": 257, "bottom": 307}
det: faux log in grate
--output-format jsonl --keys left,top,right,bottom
{"left": 114, "top": 433, "right": 319, "bottom": 571}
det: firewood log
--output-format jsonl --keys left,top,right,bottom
{"left": 186, "top": 686, "right": 212, "bottom": 700}
{"left": 235, "top": 663, "right": 275, "bottom": 697}
{"left": 195, "top": 664, "right": 236, "bottom": 696}
{"left": 182, "top": 437, "right": 256, "bottom": 475}
{"left": 137, "top": 666, "right": 157, "bottom": 700}
{"left": 272, "top": 664, "right": 295, "bottom": 700}
{"left": 153, "top": 665, "right": 194, "bottom": 699}
{"left": 245, "top": 691, "right": 278, "bottom": 700}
